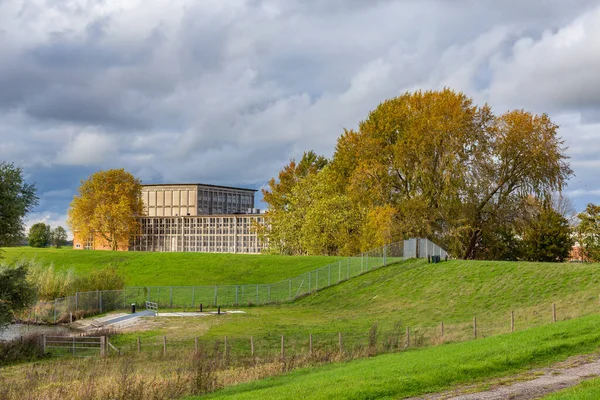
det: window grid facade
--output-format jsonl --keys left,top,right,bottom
{"left": 130, "top": 215, "right": 265, "bottom": 254}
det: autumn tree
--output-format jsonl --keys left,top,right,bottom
{"left": 0, "top": 162, "right": 38, "bottom": 251}
{"left": 28, "top": 222, "right": 51, "bottom": 247}
{"left": 576, "top": 203, "right": 600, "bottom": 262}
{"left": 263, "top": 89, "right": 572, "bottom": 259}
{"left": 67, "top": 169, "right": 144, "bottom": 251}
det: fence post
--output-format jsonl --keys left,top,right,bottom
{"left": 99, "top": 336, "right": 105, "bottom": 357}
{"left": 163, "top": 336, "right": 167, "bottom": 354}
{"left": 236, "top": 286, "right": 239, "bottom": 305}
{"left": 406, "top": 326, "right": 410, "bottom": 347}
{"left": 192, "top": 286, "right": 195, "bottom": 307}
{"left": 511, "top": 311, "right": 515, "bottom": 332}
{"left": 224, "top": 336, "right": 228, "bottom": 358}
{"left": 289, "top": 279, "right": 292, "bottom": 300}
{"left": 70, "top": 312, "right": 73, "bottom": 324}
{"left": 42, "top": 334, "right": 46, "bottom": 354}
{"left": 75, "top": 292, "right": 79, "bottom": 310}
{"left": 440, "top": 321, "right": 444, "bottom": 339}
{"left": 347, "top": 258, "right": 350, "bottom": 280}
{"left": 316, "top": 270, "right": 319, "bottom": 291}
{"left": 384, "top": 245, "right": 387, "bottom": 266}
{"left": 53, "top": 300, "right": 57, "bottom": 323}
{"left": 99, "top": 291, "right": 103, "bottom": 313}
{"left": 338, "top": 332, "right": 343, "bottom": 354}
{"left": 256, "top": 284, "right": 259, "bottom": 304}
{"left": 308, "top": 271, "right": 311, "bottom": 293}
{"left": 194, "top": 337, "right": 198, "bottom": 353}
{"left": 281, "top": 335, "right": 285, "bottom": 359}
{"left": 473, "top": 317, "right": 477, "bottom": 338}
{"left": 268, "top": 285, "right": 271, "bottom": 302}
{"left": 309, "top": 334, "right": 313, "bottom": 355}
{"left": 170, "top": 287, "right": 173, "bottom": 308}
{"left": 250, "top": 336, "right": 254, "bottom": 357}
{"left": 328, "top": 265, "right": 331, "bottom": 287}
{"left": 366, "top": 253, "right": 369, "bottom": 271}
{"left": 553, "top": 303, "right": 557, "bottom": 323}
{"left": 72, "top": 336, "right": 75, "bottom": 356}
{"left": 137, "top": 336, "right": 141, "bottom": 352}
{"left": 213, "top": 286, "right": 218, "bottom": 306}
{"left": 338, "top": 262, "right": 341, "bottom": 283}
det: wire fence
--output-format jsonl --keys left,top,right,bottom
{"left": 31, "top": 238, "right": 446, "bottom": 323}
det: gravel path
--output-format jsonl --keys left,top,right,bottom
{"left": 410, "top": 354, "right": 600, "bottom": 400}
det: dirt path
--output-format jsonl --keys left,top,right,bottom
{"left": 410, "top": 354, "right": 600, "bottom": 400}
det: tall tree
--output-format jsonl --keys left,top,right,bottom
{"left": 576, "top": 203, "right": 600, "bottom": 262}
{"left": 28, "top": 222, "right": 51, "bottom": 248}
{"left": 0, "top": 162, "right": 38, "bottom": 251}
{"left": 263, "top": 89, "right": 572, "bottom": 259}
{"left": 67, "top": 169, "right": 144, "bottom": 251}
{"left": 51, "top": 226, "right": 68, "bottom": 248}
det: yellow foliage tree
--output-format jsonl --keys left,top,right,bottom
{"left": 67, "top": 169, "right": 144, "bottom": 251}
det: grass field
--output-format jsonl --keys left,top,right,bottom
{"left": 110, "top": 258, "right": 600, "bottom": 358}
{"left": 543, "top": 378, "right": 600, "bottom": 399}
{"left": 187, "top": 313, "right": 600, "bottom": 399}
{"left": 0, "top": 247, "right": 342, "bottom": 286}
{"left": 4, "top": 312, "right": 600, "bottom": 399}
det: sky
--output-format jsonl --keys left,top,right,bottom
{"left": 1, "top": 0, "right": 600, "bottom": 236}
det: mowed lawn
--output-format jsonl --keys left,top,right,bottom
{"left": 112, "top": 258, "right": 600, "bottom": 355}
{"left": 0, "top": 247, "right": 342, "bottom": 286}
{"left": 188, "top": 313, "right": 600, "bottom": 400}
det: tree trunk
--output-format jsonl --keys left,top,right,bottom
{"left": 463, "top": 229, "right": 481, "bottom": 259}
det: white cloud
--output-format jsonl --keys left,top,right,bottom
{"left": 1, "top": 0, "right": 600, "bottom": 219}
{"left": 57, "top": 130, "right": 118, "bottom": 166}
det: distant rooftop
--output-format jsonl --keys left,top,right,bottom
{"left": 141, "top": 183, "right": 257, "bottom": 192}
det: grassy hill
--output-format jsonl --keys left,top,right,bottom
{"left": 111, "top": 258, "right": 600, "bottom": 357}
{"left": 0, "top": 247, "right": 342, "bottom": 286}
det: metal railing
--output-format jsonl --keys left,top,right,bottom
{"left": 45, "top": 238, "right": 446, "bottom": 321}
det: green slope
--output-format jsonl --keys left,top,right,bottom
{"left": 0, "top": 247, "right": 342, "bottom": 286}
{"left": 111, "top": 258, "right": 600, "bottom": 356}
{"left": 188, "top": 313, "right": 600, "bottom": 400}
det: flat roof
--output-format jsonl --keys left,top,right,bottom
{"left": 141, "top": 183, "right": 257, "bottom": 192}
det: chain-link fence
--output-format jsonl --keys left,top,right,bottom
{"left": 43, "top": 238, "right": 446, "bottom": 322}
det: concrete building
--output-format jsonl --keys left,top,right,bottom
{"left": 131, "top": 214, "right": 264, "bottom": 253}
{"left": 73, "top": 183, "right": 265, "bottom": 254}
{"left": 141, "top": 183, "right": 256, "bottom": 217}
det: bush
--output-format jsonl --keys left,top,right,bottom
{"left": 24, "top": 260, "right": 125, "bottom": 300}
{"left": 73, "top": 266, "right": 125, "bottom": 293}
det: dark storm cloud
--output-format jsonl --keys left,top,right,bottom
{"left": 1, "top": 0, "right": 600, "bottom": 233}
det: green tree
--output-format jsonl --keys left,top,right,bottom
{"left": 51, "top": 226, "right": 68, "bottom": 248}
{"left": 67, "top": 169, "right": 144, "bottom": 251}
{"left": 576, "top": 203, "right": 600, "bottom": 262}
{"left": 331, "top": 89, "right": 572, "bottom": 259}
{"left": 263, "top": 89, "right": 572, "bottom": 259}
{"left": 0, "top": 264, "right": 36, "bottom": 328}
{"left": 521, "top": 203, "right": 573, "bottom": 262}
{"left": 28, "top": 222, "right": 51, "bottom": 248}
{"left": 0, "top": 162, "right": 38, "bottom": 251}
{"left": 261, "top": 151, "right": 329, "bottom": 255}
